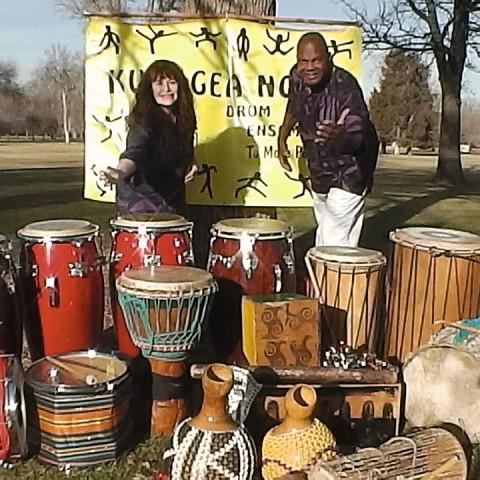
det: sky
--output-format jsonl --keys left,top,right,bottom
{"left": 1, "top": 0, "right": 478, "bottom": 98}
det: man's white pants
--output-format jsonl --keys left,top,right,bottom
{"left": 312, "top": 187, "right": 365, "bottom": 247}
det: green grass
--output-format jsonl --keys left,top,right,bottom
{"left": 1, "top": 143, "right": 480, "bottom": 478}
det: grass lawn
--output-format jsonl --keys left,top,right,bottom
{"left": 0, "top": 142, "right": 479, "bottom": 478}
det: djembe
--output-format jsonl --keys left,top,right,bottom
{"left": 117, "top": 265, "right": 217, "bottom": 435}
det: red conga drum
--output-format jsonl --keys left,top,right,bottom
{"left": 207, "top": 218, "right": 296, "bottom": 361}
{"left": 18, "top": 219, "right": 104, "bottom": 360}
{"left": 109, "top": 213, "right": 194, "bottom": 357}
{"left": 0, "top": 235, "right": 22, "bottom": 356}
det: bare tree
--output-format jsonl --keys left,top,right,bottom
{"left": 35, "top": 45, "right": 84, "bottom": 144}
{"left": 183, "top": 0, "right": 276, "bottom": 15}
{"left": 339, "top": 0, "right": 480, "bottom": 185}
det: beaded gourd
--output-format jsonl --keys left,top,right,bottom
{"left": 169, "top": 363, "right": 257, "bottom": 480}
{"left": 262, "top": 384, "right": 336, "bottom": 479}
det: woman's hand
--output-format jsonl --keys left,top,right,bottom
{"left": 99, "top": 167, "right": 124, "bottom": 185}
{"left": 184, "top": 164, "right": 199, "bottom": 184}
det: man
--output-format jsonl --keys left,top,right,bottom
{"left": 278, "top": 32, "right": 378, "bottom": 247}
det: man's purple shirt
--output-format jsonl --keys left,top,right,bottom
{"left": 287, "top": 66, "right": 379, "bottom": 195}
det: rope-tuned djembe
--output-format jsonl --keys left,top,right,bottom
{"left": 117, "top": 265, "right": 217, "bottom": 435}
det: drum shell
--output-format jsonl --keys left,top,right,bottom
{"left": 209, "top": 231, "right": 295, "bottom": 294}
{"left": 386, "top": 240, "right": 480, "bottom": 362}
{"left": 150, "top": 358, "right": 188, "bottom": 436}
{"left": 25, "top": 352, "right": 132, "bottom": 466}
{"left": 0, "top": 354, "right": 27, "bottom": 462}
{"left": 306, "top": 252, "right": 386, "bottom": 354}
{"left": 19, "top": 239, "right": 104, "bottom": 360}
{"left": 110, "top": 225, "right": 193, "bottom": 358}
{"left": 0, "top": 246, "right": 22, "bottom": 356}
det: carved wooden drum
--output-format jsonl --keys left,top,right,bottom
{"left": 386, "top": 227, "right": 480, "bottom": 362}
{"left": 305, "top": 246, "right": 386, "bottom": 354}
{"left": 109, "top": 213, "right": 194, "bottom": 357}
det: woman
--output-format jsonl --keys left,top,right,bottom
{"left": 103, "top": 60, "right": 198, "bottom": 215}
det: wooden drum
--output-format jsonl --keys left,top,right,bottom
{"left": 117, "top": 266, "right": 217, "bottom": 435}
{"left": 26, "top": 351, "right": 132, "bottom": 466}
{"left": 109, "top": 213, "right": 194, "bottom": 357}
{"left": 386, "top": 227, "right": 480, "bottom": 362}
{"left": 305, "top": 246, "right": 386, "bottom": 353}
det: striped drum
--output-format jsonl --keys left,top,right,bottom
{"left": 26, "top": 351, "right": 132, "bottom": 466}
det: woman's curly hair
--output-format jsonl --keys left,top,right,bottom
{"left": 129, "top": 60, "right": 196, "bottom": 145}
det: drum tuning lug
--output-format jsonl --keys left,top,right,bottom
{"left": 283, "top": 252, "right": 295, "bottom": 274}
{"left": 68, "top": 262, "right": 89, "bottom": 278}
{"left": 1, "top": 271, "right": 16, "bottom": 295}
{"left": 273, "top": 264, "right": 282, "bottom": 293}
{"left": 110, "top": 251, "right": 123, "bottom": 263}
{"left": 173, "top": 238, "right": 182, "bottom": 248}
{"left": 45, "top": 276, "right": 59, "bottom": 307}
{"left": 144, "top": 254, "right": 162, "bottom": 267}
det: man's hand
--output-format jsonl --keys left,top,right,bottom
{"left": 184, "top": 164, "right": 198, "bottom": 184}
{"left": 278, "top": 138, "right": 292, "bottom": 172}
{"left": 315, "top": 108, "right": 350, "bottom": 146}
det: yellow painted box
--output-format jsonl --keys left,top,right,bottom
{"left": 242, "top": 294, "right": 320, "bottom": 367}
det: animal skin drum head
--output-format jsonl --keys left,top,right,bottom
{"left": 391, "top": 226, "right": 480, "bottom": 252}
{"left": 307, "top": 246, "right": 386, "bottom": 265}
{"left": 213, "top": 217, "right": 290, "bottom": 235}
{"left": 111, "top": 213, "right": 192, "bottom": 230}
{"left": 117, "top": 265, "right": 215, "bottom": 293}
{"left": 17, "top": 219, "right": 99, "bottom": 240}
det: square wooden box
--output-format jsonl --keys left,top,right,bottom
{"left": 241, "top": 293, "right": 320, "bottom": 367}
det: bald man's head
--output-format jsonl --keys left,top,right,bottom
{"left": 296, "top": 32, "right": 331, "bottom": 86}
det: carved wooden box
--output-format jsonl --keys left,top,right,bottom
{"left": 241, "top": 293, "right": 320, "bottom": 367}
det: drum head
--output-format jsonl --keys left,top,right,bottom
{"left": 18, "top": 219, "right": 98, "bottom": 240}
{"left": 391, "top": 227, "right": 480, "bottom": 252}
{"left": 213, "top": 218, "right": 290, "bottom": 236}
{"left": 111, "top": 213, "right": 191, "bottom": 230}
{"left": 117, "top": 265, "right": 215, "bottom": 293}
{"left": 26, "top": 351, "right": 128, "bottom": 392}
{"left": 307, "top": 246, "right": 386, "bottom": 265}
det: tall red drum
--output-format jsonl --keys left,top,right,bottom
{"left": 109, "top": 213, "right": 194, "bottom": 357}
{"left": 0, "top": 235, "right": 22, "bottom": 356}
{"left": 207, "top": 218, "right": 296, "bottom": 361}
{"left": 18, "top": 220, "right": 104, "bottom": 360}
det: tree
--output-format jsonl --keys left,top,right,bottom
{"left": 0, "top": 61, "right": 26, "bottom": 136}
{"left": 340, "top": 0, "right": 480, "bottom": 184}
{"left": 369, "top": 50, "right": 436, "bottom": 150}
{"left": 34, "top": 45, "right": 84, "bottom": 143}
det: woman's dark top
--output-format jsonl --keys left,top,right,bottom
{"left": 117, "top": 119, "right": 193, "bottom": 215}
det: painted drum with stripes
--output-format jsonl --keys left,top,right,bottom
{"left": 25, "top": 351, "right": 132, "bottom": 466}
{"left": 0, "top": 354, "right": 27, "bottom": 463}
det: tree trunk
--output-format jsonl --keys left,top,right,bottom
{"left": 61, "top": 89, "right": 70, "bottom": 145}
{"left": 434, "top": 75, "right": 465, "bottom": 184}
{"left": 182, "top": 0, "right": 277, "bottom": 266}
{"left": 183, "top": 0, "right": 276, "bottom": 15}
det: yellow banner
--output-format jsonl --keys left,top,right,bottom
{"left": 84, "top": 17, "right": 362, "bottom": 206}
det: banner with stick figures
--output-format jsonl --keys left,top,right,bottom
{"left": 84, "top": 17, "right": 362, "bottom": 206}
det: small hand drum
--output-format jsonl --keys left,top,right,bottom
{"left": 117, "top": 266, "right": 218, "bottom": 360}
